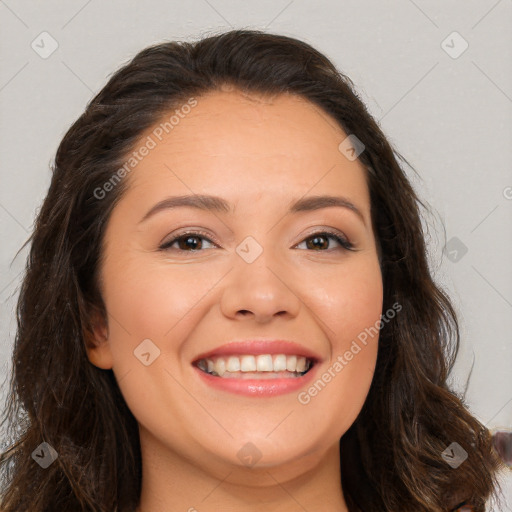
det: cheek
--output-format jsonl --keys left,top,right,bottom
{"left": 295, "top": 255, "right": 382, "bottom": 430}
{"left": 305, "top": 253, "right": 383, "bottom": 349}
{"left": 102, "top": 257, "right": 209, "bottom": 338}
{"left": 97, "top": 258, "right": 210, "bottom": 414}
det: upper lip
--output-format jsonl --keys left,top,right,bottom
{"left": 192, "top": 340, "right": 323, "bottom": 364}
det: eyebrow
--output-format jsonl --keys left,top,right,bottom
{"left": 138, "top": 194, "right": 366, "bottom": 225}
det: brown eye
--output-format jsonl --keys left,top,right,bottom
{"left": 160, "top": 231, "right": 216, "bottom": 251}
{"left": 306, "top": 234, "right": 330, "bottom": 250}
{"left": 176, "top": 235, "right": 203, "bottom": 251}
{"left": 297, "top": 231, "right": 354, "bottom": 251}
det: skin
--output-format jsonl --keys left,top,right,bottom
{"left": 87, "top": 86, "right": 383, "bottom": 512}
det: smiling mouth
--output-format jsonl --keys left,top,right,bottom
{"left": 194, "top": 354, "right": 314, "bottom": 379}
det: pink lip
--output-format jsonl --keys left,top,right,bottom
{"left": 193, "top": 362, "right": 320, "bottom": 397}
{"left": 192, "top": 340, "right": 323, "bottom": 363}
{"left": 191, "top": 340, "right": 322, "bottom": 397}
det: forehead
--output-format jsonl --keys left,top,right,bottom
{"left": 121, "top": 89, "right": 370, "bottom": 210}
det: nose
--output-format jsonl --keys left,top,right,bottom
{"left": 219, "top": 252, "right": 301, "bottom": 323}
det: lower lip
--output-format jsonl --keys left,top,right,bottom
{"left": 193, "top": 364, "right": 318, "bottom": 397}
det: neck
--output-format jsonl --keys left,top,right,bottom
{"left": 135, "top": 428, "right": 349, "bottom": 512}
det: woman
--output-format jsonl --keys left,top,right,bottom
{"left": 0, "top": 29, "right": 505, "bottom": 511}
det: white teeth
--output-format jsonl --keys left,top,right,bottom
{"left": 272, "top": 354, "right": 287, "bottom": 372}
{"left": 215, "top": 358, "right": 226, "bottom": 377}
{"left": 240, "top": 355, "right": 256, "bottom": 372}
{"left": 256, "top": 354, "right": 273, "bottom": 371}
{"left": 226, "top": 356, "right": 241, "bottom": 372}
{"left": 197, "top": 353, "right": 312, "bottom": 377}
{"left": 286, "top": 355, "right": 297, "bottom": 372}
{"left": 296, "top": 356, "right": 307, "bottom": 372}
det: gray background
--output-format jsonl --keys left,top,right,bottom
{"left": 0, "top": 0, "right": 511, "bottom": 508}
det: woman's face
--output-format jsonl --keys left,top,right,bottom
{"left": 87, "top": 87, "right": 383, "bottom": 477}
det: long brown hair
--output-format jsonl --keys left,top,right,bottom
{"left": 0, "top": 29, "right": 505, "bottom": 511}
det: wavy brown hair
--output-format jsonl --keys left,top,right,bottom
{"left": 0, "top": 29, "right": 505, "bottom": 511}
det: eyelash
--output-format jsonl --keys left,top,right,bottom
{"left": 159, "top": 229, "right": 355, "bottom": 253}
